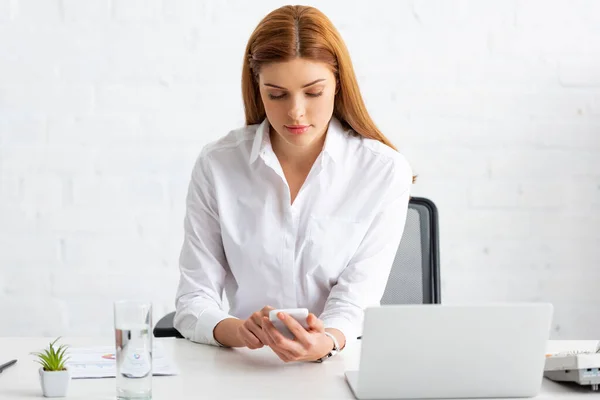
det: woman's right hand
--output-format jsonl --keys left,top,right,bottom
{"left": 237, "top": 306, "right": 275, "bottom": 349}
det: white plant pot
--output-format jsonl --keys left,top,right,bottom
{"left": 38, "top": 367, "right": 71, "bottom": 398}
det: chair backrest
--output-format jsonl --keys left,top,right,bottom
{"left": 380, "top": 196, "right": 441, "bottom": 305}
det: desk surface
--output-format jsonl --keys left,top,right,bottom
{"left": 1, "top": 337, "right": 599, "bottom": 399}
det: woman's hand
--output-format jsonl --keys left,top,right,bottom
{"left": 261, "top": 312, "right": 334, "bottom": 362}
{"left": 236, "top": 306, "right": 275, "bottom": 349}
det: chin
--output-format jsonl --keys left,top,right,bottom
{"left": 286, "top": 134, "right": 317, "bottom": 147}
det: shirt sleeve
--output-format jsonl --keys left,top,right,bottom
{"left": 319, "top": 155, "right": 413, "bottom": 348}
{"left": 173, "top": 149, "right": 237, "bottom": 346}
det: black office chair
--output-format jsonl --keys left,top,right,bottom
{"left": 153, "top": 196, "right": 441, "bottom": 338}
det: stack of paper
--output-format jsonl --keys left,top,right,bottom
{"left": 65, "top": 341, "right": 179, "bottom": 379}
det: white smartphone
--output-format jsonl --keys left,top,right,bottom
{"left": 268, "top": 308, "right": 310, "bottom": 340}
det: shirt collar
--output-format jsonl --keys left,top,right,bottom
{"left": 248, "top": 116, "right": 346, "bottom": 165}
{"left": 249, "top": 118, "right": 271, "bottom": 165}
{"left": 322, "top": 116, "right": 345, "bottom": 164}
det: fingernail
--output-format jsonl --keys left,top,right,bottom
{"left": 278, "top": 313, "right": 285, "bottom": 320}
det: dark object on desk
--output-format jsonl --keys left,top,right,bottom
{"left": 154, "top": 310, "right": 184, "bottom": 338}
{"left": 153, "top": 196, "right": 441, "bottom": 339}
{"left": 0, "top": 359, "right": 17, "bottom": 373}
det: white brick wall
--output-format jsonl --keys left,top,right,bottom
{"left": 0, "top": 0, "right": 599, "bottom": 339}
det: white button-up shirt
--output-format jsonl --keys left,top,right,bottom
{"left": 174, "top": 117, "right": 413, "bottom": 347}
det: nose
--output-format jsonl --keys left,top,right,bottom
{"left": 287, "top": 96, "right": 305, "bottom": 121}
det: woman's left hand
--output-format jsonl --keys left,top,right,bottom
{"left": 261, "top": 312, "right": 334, "bottom": 362}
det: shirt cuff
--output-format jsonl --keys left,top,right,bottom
{"left": 194, "top": 308, "right": 237, "bottom": 347}
{"left": 322, "top": 317, "right": 359, "bottom": 351}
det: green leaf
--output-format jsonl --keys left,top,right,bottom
{"left": 31, "top": 337, "right": 70, "bottom": 371}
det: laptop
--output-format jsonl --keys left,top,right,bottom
{"left": 345, "top": 303, "right": 553, "bottom": 399}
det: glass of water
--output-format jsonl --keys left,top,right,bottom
{"left": 114, "top": 300, "right": 153, "bottom": 400}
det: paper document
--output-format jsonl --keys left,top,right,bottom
{"left": 65, "top": 341, "right": 179, "bottom": 379}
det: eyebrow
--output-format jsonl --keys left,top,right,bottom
{"left": 263, "top": 79, "right": 326, "bottom": 90}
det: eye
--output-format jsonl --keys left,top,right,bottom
{"left": 306, "top": 92, "right": 323, "bottom": 98}
{"left": 268, "top": 93, "right": 286, "bottom": 100}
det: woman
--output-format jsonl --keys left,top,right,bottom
{"left": 174, "top": 5, "right": 413, "bottom": 363}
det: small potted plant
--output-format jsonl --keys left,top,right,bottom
{"left": 31, "top": 337, "right": 71, "bottom": 398}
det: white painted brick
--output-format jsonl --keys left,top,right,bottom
{"left": 469, "top": 181, "right": 568, "bottom": 209}
{"left": 14, "top": 0, "right": 62, "bottom": 22}
{"left": 52, "top": 275, "right": 176, "bottom": 331}
{"left": 52, "top": 270, "right": 179, "bottom": 299}
{"left": 411, "top": 0, "right": 516, "bottom": 27}
{"left": 442, "top": 209, "right": 600, "bottom": 243}
{"left": 0, "top": 85, "right": 93, "bottom": 114}
{"left": 1, "top": 145, "right": 96, "bottom": 176}
{"left": 71, "top": 175, "right": 167, "bottom": 209}
{"left": 489, "top": 149, "right": 600, "bottom": 178}
{"left": 60, "top": 25, "right": 198, "bottom": 85}
{"left": 540, "top": 275, "right": 600, "bottom": 304}
{"left": 58, "top": 291, "right": 179, "bottom": 336}
{"left": 481, "top": 89, "right": 595, "bottom": 119}
{"left": 113, "top": 0, "right": 161, "bottom": 22}
{"left": 442, "top": 209, "right": 535, "bottom": 240}
{"left": 138, "top": 112, "right": 215, "bottom": 144}
{"left": 489, "top": 26, "right": 599, "bottom": 58}
{"left": 329, "top": 0, "right": 413, "bottom": 30}
{"left": 569, "top": 181, "right": 600, "bottom": 212}
{"left": 516, "top": 0, "right": 600, "bottom": 27}
{"left": 46, "top": 115, "right": 141, "bottom": 146}
{"left": 0, "top": 27, "right": 66, "bottom": 85}
{"left": 91, "top": 145, "right": 197, "bottom": 177}
{"left": 457, "top": 56, "right": 559, "bottom": 89}
{"left": 165, "top": 175, "right": 193, "bottom": 210}
{"left": 1, "top": 266, "right": 53, "bottom": 296}
{"left": 102, "top": 53, "right": 201, "bottom": 85}
{"left": 0, "top": 114, "right": 46, "bottom": 146}
{"left": 394, "top": 89, "right": 486, "bottom": 119}
{"left": 550, "top": 302, "right": 600, "bottom": 339}
{"left": 62, "top": 0, "right": 110, "bottom": 23}
{"left": 162, "top": 0, "right": 208, "bottom": 24}
{"left": 133, "top": 210, "right": 182, "bottom": 241}
{"left": 57, "top": 52, "right": 111, "bottom": 84}
{"left": 403, "top": 147, "right": 491, "bottom": 179}
{"left": 592, "top": 95, "right": 600, "bottom": 115}
{"left": 442, "top": 271, "right": 545, "bottom": 303}
{"left": 0, "top": 54, "right": 60, "bottom": 83}
{"left": 107, "top": 25, "right": 195, "bottom": 57}
{"left": 400, "top": 116, "right": 542, "bottom": 148}
{"left": 0, "top": 0, "right": 15, "bottom": 21}
{"left": 441, "top": 238, "right": 570, "bottom": 276}
{"left": 559, "top": 58, "right": 600, "bottom": 87}
{"left": 36, "top": 206, "right": 138, "bottom": 235}
{"left": 0, "top": 296, "right": 68, "bottom": 336}
{"left": 410, "top": 179, "right": 470, "bottom": 207}
{"left": 19, "top": 173, "right": 67, "bottom": 214}
{"left": 531, "top": 121, "right": 600, "bottom": 149}
{"left": 94, "top": 84, "right": 196, "bottom": 113}
{"left": 0, "top": 174, "right": 21, "bottom": 205}
{"left": 0, "top": 233, "right": 61, "bottom": 267}
{"left": 200, "top": 0, "right": 283, "bottom": 25}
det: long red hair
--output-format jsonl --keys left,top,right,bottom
{"left": 242, "top": 5, "right": 399, "bottom": 151}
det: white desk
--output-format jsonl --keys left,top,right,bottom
{"left": 1, "top": 337, "right": 599, "bottom": 399}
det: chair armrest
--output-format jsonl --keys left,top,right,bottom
{"left": 153, "top": 311, "right": 184, "bottom": 338}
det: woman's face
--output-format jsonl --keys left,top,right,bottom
{"left": 258, "top": 58, "right": 337, "bottom": 151}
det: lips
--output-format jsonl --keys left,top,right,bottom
{"left": 285, "top": 125, "right": 310, "bottom": 135}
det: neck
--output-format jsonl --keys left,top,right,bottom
{"left": 270, "top": 126, "right": 327, "bottom": 171}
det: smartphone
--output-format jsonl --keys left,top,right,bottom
{"left": 268, "top": 308, "right": 310, "bottom": 340}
